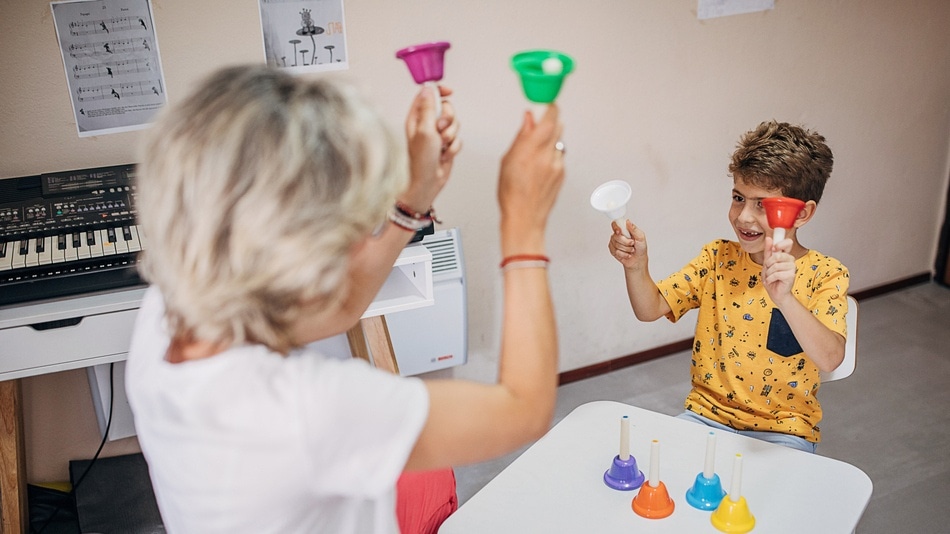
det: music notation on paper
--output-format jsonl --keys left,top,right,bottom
{"left": 73, "top": 59, "right": 152, "bottom": 79}
{"left": 76, "top": 79, "right": 163, "bottom": 102}
{"left": 69, "top": 15, "right": 149, "bottom": 36}
{"left": 68, "top": 38, "right": 152, "bottom": 58}
{"left": 51, "top": 0, "right": 167, "bottom": 137}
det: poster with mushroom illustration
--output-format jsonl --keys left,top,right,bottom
{"left": 258, "top": 0, "right": 348, "bottom": 72}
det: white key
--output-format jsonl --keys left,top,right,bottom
{"left": 115, "top": 226, "right": 130, "bottom": 254}
{"left": 127, "top": 226, "right": 142, "bottom": 252}
{"left": 88, "top": 230, "right": 104, "bottom": 257}
{"left": 64, "top": 234, "right": 76, "bottom": 262}
{"left": 12, "top": 240, "right": 27, "bottom": 269}
{"left": 99, "top": 228, "right": 117, "bottom": 256}
{"left": 12, "top": 250, "right": 24, "bottom": 270}
{"left": 21, "top": 239, "right": 39, "bottom": 268}
{"left": 24, "top": 238, "right": 40, "bottom": 267}
{"left": 37, "top": 236, "right": 53, "bottom": 265}
{"left": 13, "top": 239, "right": 30, "bottom": 269}
{"left": 0, "top": 241, "right": 13, "bottom": 271}
{"left": 135, "top": 224, "right": 146, "bottom": 250}
{"left": 73, "top": 232, "right": 90, "bottom": 260}
{"left": 51, "top": 235, "right": 67, "bottom": 264}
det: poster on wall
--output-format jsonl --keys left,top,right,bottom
{"left": 697, "top": 0, "right": 775, "bottom": 19}
{"left": 51, "top": 0, "right": 167, "bottom": 137}
{"left": 258, "top": 0, "right": 348, "bottom": 72}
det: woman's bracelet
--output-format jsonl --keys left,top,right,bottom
{"left": 500, "top": 254, "right": 550, "bottom": 271}
{"left": 388, "top": 205, "right": 433, "bottom": 232}
{"left": 395, "top": 201, "right": 442, "bottom": 224}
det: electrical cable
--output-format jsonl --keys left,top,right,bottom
{"left": 31, "top": 362, "right": 115, "bottom": 534}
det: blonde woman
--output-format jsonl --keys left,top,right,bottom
{"left": 126, "top": 64, "right": 565, "bottom": 533}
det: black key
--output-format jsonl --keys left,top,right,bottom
{"left": 35, "top": 237, "right": 45, "bottom": 253}
{"left": 18, "top": 239, "right": 29, "bottom": 256}
{"left": 58, "top": 234, "right": 67, "bottom": 250}
{"left": 122, "top": 226, "right": 133, "bottom": 241}
{"left": 0, "top": 242, "right": 6, "bottom": 257}
{"left": 86, "top": 230, "right": 96, "bottom": 246}
{"left": 72, "top": 232, "right": 82, "bottom": 248}
{"left": 107, "top": 227, "right": 117, "bottom": 243}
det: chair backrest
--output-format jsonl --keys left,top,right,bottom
{"left": 821, "top": 295, "right": 858, "bottom": 382}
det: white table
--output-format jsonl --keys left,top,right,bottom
{"left": 441, "top": 401, "right": 872, "bottom": 533}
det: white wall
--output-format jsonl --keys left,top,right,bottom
{"left": 3, "top": 0, "right": 949, "bottom": 482}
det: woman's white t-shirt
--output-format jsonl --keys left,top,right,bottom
{"left": 125, "top": 287, "right": 429, "bottom": 533}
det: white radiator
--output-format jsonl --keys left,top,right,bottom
{"left": 386, "top": 227, "right": 468, "bottom": 376}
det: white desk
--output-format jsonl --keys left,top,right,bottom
{"left": 441, "top": 401, "right": 872, "bottom": 533}
{"left": 0, "top": 243, "right": 434, "bottom": 381}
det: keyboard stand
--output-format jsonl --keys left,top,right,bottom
{"left": 0, "top": 380, "right": 27, "bottom": 534}
{"left": 347, "top": 315, "right": 400, "bottom": 374}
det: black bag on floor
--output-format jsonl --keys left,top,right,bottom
{"left": 68, "top": 453, "right": 165, "bottom": 534}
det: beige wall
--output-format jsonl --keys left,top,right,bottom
{"left": 2, "top": 1, "right": 949, "bottom": 483}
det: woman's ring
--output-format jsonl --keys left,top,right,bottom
{"left": 555, "top": 140, "right": 565, "bottom": 154}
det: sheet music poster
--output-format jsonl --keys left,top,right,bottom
{"left": 51, "top": 0, "right": 167, "bottom": 137}
{"left": 259, "top": 0, "right": 348, "bottom": 73}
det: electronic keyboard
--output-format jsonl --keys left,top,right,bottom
{"left": 0, "top": 164, "right": 144, "bottom": 307}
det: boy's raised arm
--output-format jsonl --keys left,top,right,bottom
{"left": 609, "top": 220, "right": 672, "bottom": 321}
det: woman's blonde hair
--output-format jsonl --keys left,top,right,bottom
{"left": 137, "top": 65, "right": 406, "bottom": 353}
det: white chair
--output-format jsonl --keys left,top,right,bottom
{"left": 821, "top": 295, "right": 858, "bottom": 382}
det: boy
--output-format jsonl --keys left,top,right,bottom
{"left": 608, "top": 120, "right": 849, "bottom": 453}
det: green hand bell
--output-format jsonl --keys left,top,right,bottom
{"left": 511, "top": 49, "right": 575, "bottom": 120}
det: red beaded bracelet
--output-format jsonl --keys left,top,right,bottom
{"left": 499, "top": 254, "right": 551, "bottom": 268}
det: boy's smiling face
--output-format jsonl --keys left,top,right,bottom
{"left": 729, "top": 177, "right": 784, "bottom": 262}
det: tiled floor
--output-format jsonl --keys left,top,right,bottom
{"left": 453, "top": 281, "right": 950, "bottom": 533}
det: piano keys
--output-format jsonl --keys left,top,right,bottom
{"left": 0, "top": 164, "right": 145, "bottom": 307}
{"left": 0, "top": 224, "right": 144, "bottom": 270}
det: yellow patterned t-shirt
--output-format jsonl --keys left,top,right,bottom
{"left": 657, "top": 240, "right": 850, "bottom": 443}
